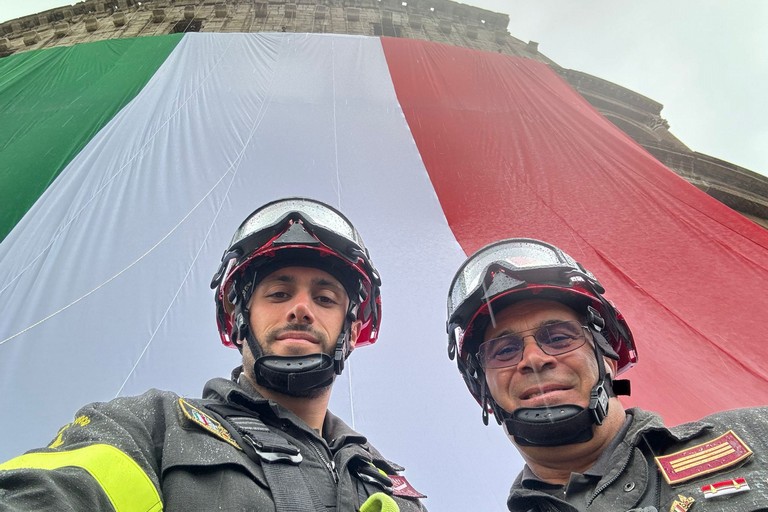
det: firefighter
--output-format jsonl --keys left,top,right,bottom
{"left": 447, "top": 238, "right": 768, "bottom": 511}
{"left": 0, "top": 197, "right": 426, "bottom": 512}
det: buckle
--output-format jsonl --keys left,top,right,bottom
{"left": 244, "top": 434, "right": 303, "bottom": 464}
{"left": 355, "top": 462, "right": 393, "bottom": 492}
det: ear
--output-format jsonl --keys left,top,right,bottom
{"left": 349, "top": 320, "right": 362, "bottom": 349}
{"left": 604, "top": 356, "right": 618, "bottom": 377}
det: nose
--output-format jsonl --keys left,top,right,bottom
{"left": 286, "top": 291, "right": 315, "bottom": 324}
{"left": 517, "top": 335, "right": 557, "bottom": 373}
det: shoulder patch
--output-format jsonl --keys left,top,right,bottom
{"left": 178, "top": 399, "right": 241, "bottom": 450}
{"left": 655, "top": 430, "right": 752, "bottom": 485}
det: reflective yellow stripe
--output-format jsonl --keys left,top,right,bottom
{"left": 0, "top": 444, "right": 162, "bottom": 512}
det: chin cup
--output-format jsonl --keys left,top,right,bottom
{"left": 503, "top": 374, "right": 613, "bottom": 447}
{"left": 504, "top": 404, "right": 595, "bottom": 447}
{"left": 254, "top": 353, "right": 335, "bottom": 395}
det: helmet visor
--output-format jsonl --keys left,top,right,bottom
{"left": 448, "top": 239, "right": 582, "bottom": 323}
{"left": 231, "top": 197, "right": 364, "bottom": 256}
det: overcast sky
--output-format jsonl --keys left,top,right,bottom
{"left": 2, "top": 0, "right": 766, "bottom": 175}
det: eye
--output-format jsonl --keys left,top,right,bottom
{"left": 540, "top": 322, "right": 583, "bottom": 350}
{"left": 488, "top": 336, "right": 522, "bottom": 361}
{"left": 263, "top": 287, "right": 292, "bottom": 301}
{"left": 544, "top": 333, "right": 576, "bottom": 349}
{"left": 315, "top": 294, "right": 338, "bottom": 306}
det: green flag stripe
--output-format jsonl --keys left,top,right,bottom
{"left": 0, "top": 34, "right": 184, "bottom": 242}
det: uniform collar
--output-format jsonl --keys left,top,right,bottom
{"left": 507, "top": 408, "right": 713, "bottom": 510}
{"left": 203, "top": 368, "right": 405, "bottom": 472}
{"left": 518, "top": 413, "right": 633, "bottom": 487}
{"left": 623, "top": 407, "right": 711, "bottom": 446}
{"left": 323, "top": 410, "right": 368, "bottom": 450}
{"left": 203, "top": 370, "right": 301, "bottom": 426}
{"left": 204, "top": 369, "right": 370, "bottom": 446}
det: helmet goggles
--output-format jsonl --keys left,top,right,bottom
{"left": 229, "top": 198, "right": 371, "bottom": 269}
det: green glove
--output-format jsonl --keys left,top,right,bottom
{"left": 360, "top": 492, "right": 400, "bottom": 512}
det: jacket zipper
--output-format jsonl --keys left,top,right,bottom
{"left": 587, "top": 449, "right": 633, "bottom": 506}
{"left": 306, "top": 434, "right": 339, "bottom": 484}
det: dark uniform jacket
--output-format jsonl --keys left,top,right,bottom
{"left": 508, "top": 407, "right": 768, "bottom": 512}
{"left": 0, "top": 372, "right": 427, "bottom": 512}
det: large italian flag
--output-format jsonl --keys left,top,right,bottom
{"left": 2, "top": 33, "right": 768, "bottom": 509}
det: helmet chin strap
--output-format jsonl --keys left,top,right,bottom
{"left": 498, "top": 329, "right": 628, "bottom": 447}
{"left": 234, "top": 303, "right": 355, "bottom": 397}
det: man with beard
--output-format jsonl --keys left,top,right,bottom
{"left": 0, "top": 197, "right": 427, "bottom": 512}
{"left": 446, "top": 238, "right": 768, "bottom": 512}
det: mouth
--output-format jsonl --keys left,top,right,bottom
{"left": 275, "top": 332, "right": 319, "bottom": 344}
{"left": 519, "top": 385, "right": 571, "bottom": 402}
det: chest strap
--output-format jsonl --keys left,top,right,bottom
{"left": 204, "top": 403, "right": 325, "bottom": 512}
{"left": 353, "top": 459, "right": 394, "bottom": 502}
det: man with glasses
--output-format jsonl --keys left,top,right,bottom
{"left": 446, "top": 238, "right": 768, "bottom": 511}
{"left": 0, "top": 198, "right": 427, "bottom": 512}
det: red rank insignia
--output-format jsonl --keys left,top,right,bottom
{"left": 654, "top": 430, "right": 752, "bottom": 485}
{"left": 389, "top": 475, "right": 427, "bottom": 499}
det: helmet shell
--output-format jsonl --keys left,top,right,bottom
{"left": 446, "top": 238, "right": 637, "bottom": 406}
{"left": 212, "top": 198, "right": 381, "bottom": 349}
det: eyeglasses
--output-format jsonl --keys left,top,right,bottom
{"left": 477, "top": 320, "right": 588, "bottom": 369}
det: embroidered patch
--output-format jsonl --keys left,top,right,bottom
{"left": 655, "top": 430, "right": 752, "bottom": 485}
{"left": 701, "top": 477, "right": 750, "bottom": 499}
{"left": 48, "top": 415, "right": 91, "bottom": 449}
{"left": 389, "top": 475, "right": 427, "bottom": 499}
{"left": 178, "top": 399, "right": 241, "bottom": 450}
{"left": 669, "top": 494, "right": 695, "bottom": 512}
